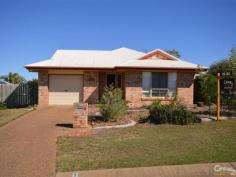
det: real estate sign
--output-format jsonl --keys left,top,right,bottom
{"left": 221, "top": 72, "right": 236, "bottom": 96}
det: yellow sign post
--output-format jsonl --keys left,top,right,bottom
{"left": 216, "top": 73, "right": 221, "bottom": 121}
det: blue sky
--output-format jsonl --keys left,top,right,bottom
{"left": 0, "top": 0, "right": 235, "bottom": 80}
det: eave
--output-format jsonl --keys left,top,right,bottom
{"left": 25, "top": 66, "right": 207, "bottom": 72}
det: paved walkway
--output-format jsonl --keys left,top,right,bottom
{"left": 0, "top": 106, "right": 74, "bottom": 177}
{"left": 57, "top": 162, "right": 236, "bottom": 177}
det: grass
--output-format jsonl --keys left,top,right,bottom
{"left": 57, "top": 120, "right": 236, "bottom": 172}
{"left": 0, "top": 107, "right": 33, "bottom": 126}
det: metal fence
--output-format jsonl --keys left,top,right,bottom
{"left": 0, "top": 82, "right": 38, "bottom": 108}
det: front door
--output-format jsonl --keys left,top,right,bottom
{"left": 106, "top": 74, "right": 122, "bottom": 88}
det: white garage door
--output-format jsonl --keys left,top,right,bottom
{"left": 49, "top": 75, "right": 83, "bottom": 105}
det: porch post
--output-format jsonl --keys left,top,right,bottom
{"left": 83, "top": 71, "right": 99, "bottom": 104}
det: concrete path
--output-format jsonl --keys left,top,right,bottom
{"left": 57, "top": 162, "right": 236, "bottom": 177}
{"left": 0, "top": 106, "right": 74, "bottom": 177}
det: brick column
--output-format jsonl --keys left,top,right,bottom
{"left": 98, "top": 72, "right": 106, "bottom": 99}
{"left": 83, "top": 71, "right": 99, "bottom": 104}
{"left": 38, "top": 71, "right": 49, "bottom": 106}
{"left": 125, "top": 71, "right": 142, "bottom": 108}
{"left": 73, "top": 103, "right": 88, "bottom": 128}
{"left": 177, "top": 72, "right": 194, "bottom": 107}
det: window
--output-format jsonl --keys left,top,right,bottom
{"left": 152, "top": 72, "right": 168, "bottom": 88}
{"left": 142, "top": 72, "right": 176, "bottom": 97}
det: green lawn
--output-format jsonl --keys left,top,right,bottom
{"left": 57, "top": 120, "right": 236, "bottom": 172}
{"left": 0, "top": 108, "right": 33, "bottom": 126}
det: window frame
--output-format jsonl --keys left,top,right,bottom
{"left": 142, "top": 71, "right": 177, "bottom": 98}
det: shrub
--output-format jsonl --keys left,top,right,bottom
{"left": 222, "top": 96, "right": 236, "bottom": 111}
{"left": 0, "top": 102, "right": 7, "bottom": 110}
{"left": 148, "top": 100, "right": 200, "bottom": 125}
{"left": 99, "top": 85, "right": 127, "bottom": 121}
{"left": 194, "top": 74, "right": 217, "bottom": 105}
{"left": 230, "top": 98, "right": 236, "bottom": 110}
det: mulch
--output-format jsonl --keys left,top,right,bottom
{"left": 87, "top": 106, "right": 149, "bottom": 128}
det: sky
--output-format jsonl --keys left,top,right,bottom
{"left": 0, "top": 0, "right": 235, "bottom": 80}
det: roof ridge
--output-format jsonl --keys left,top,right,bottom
{"left": 53, "top": 47, "right": 145, "bottom": 54}
{"left": 55, "top": 49, "right": 111, "bottom": 52}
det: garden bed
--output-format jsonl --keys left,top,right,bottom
{"left": 189, "top": 105, "right": 236, "bottom": 121}
{"left": 88, "top": 108, "right": 149, "bottom": 128}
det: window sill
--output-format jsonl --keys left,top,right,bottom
{"left": 141, "top": 97, "right": 174, "bottom": 101}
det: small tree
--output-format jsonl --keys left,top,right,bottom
{"left": 99, "top": 85, "right": 127, "bottom": 121}
{"left": 208, "top": 47, "right": 236, "bottom": 78}
{"left": 208, "top": 47, "right": 236, "bottom": 110}
{"left": 165, "top": 49, "right": 181, "bottom": 58}
{"left": 194, "top": 74, "right": 217, "bottom": 105}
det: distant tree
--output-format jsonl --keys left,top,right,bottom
{"left": 27, "top": 79, "right": 38, "bottom": 85}
{"left": 230, "top": 47, "right": 236, "bottom": 77}
{"left": 208, "top": 47, "right": 236, "bottom": 78}
{"left": 0, "top": 72, "right": 26, "bottom": 84}
{"left": 165, "top": 49, "right": 181, "bottom": 58}
{"left": 0, "top": 75, "right": 7, "bottom": 81}
{"left": 195, "top": 47, "right": 236, "bottom": 109}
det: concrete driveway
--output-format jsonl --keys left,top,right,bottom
{"left": 0, "top": 106, "right": 73, "bottom": 177}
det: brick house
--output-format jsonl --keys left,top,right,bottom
{"left": 25, "top": 47, "right": 207, "bottom": 108}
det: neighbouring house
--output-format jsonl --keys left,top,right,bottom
{"left": 0, "top": 80, "right": 10, "bottom": 85}
{"left": 25, "top": 47, "right": 207, "bottom": 108}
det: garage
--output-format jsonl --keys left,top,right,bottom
{"left": 49, "top": 75, "right": 83, "bottom": 105}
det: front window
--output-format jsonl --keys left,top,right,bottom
{"left": 142, "top": 72, "right": 176, "bottom": 97}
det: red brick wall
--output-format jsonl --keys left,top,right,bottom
{"left": 37, "top": 70, "right": 194, "bottom": 108}
{"left": 73, "top": 103, "right": 88, "bottom": 128}
{"left": 83, "top": 71, "right": 99, "bottom": 104}
{"left": 177, "top": 72, "right": 194, "bottom": 106}
{"left": 124, "top": 71, "right": 172, "bottom": 108}
{"left": 38, "top": 71, "right": 49, "bottom": 106}
{"left": 124, "top": 71, "right": 194, "bottom": 108}
{"left": 124, "top": 71, "right": 143, "bottom": 108}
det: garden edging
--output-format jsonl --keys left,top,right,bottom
{"left": 93, "top": 119, "right": 136, "bottom": 129}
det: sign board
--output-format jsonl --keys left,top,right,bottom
{"left": 221, "top": 79, "right": 235, "bottom": 95}
{"left": 221, "top": 71, "right": 231, "bottom": 77}
{"left": 220, "top": 71, "right": 236, "bottom": 95}
{"left": 222, "top": 79, "right": 234, "bottom": 90}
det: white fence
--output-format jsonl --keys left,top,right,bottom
{"left": 0, "top": 84, "right": 19, "bottom": 102}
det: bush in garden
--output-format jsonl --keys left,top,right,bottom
{"left": 0, "top": 102, "right": 6, "bottom": 110}
{"left": 99, "top": 85, "right": 127, "bottom": 121}
{"left": 230, "top": 98, "right": 236, "bottom": 110}
{"left": 148, "top": 100, "right": 200, "bottom": 125}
